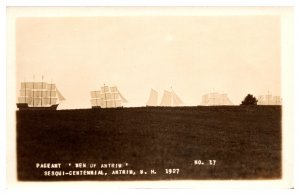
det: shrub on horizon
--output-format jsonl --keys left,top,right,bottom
{"left": 240, "top": 94, "right": 258, "bottom": 106}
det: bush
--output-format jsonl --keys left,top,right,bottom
{"left": 241, "top": 94, "right": 258, "bottom": 105}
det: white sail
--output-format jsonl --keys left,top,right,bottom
{"left": 56, "top": 89, "right": 65, "bottom": 101}
{"left": 46, "top": 83, "right": 56, "bottom": 90}
{"left": 105, "top": 93, "right": 112, "bottom": 100}
{"left": 258, "top": 95, "right": 265, "bottom": 105}
{"left": 18, "top": 97, "right": 32, "bottom": 104}
{"left": 209, "top": 92, "right": 218, "bottom": 105}
{"left": 21, "top": 82, "right": 48, "bottom": 90}
{"left": 106, "top": 100, "right": 114, "bottom": 108}
{"left": 202, "top": 94, "right": 209, "bottom": 106}
{"left": 91, "top": 91, "right": 98, "bottom": 98}
{"left": 33, "top": 91, "right": 42, "bottom": 98}
{"left": 220, "top": 94, "right": 233, "bottom": 105}
{"left": 118, "top": 90, "right": 128, "bottom": 103}
{"left": 146, "top": 89, "right": 158, "bottom": 106}
{"left": 273, "top": 96, "right": 281, "bottom": 105}
{"left": 113, "top": 93, "right": 120, "bottom": 99}
{"left": 21, "top": 82, "right": 35, "bottom": 89}
{"left": 42, "top": 91, "right": 50, "bottom": 98}
{"left": 172, "top": 91, "right": 183, "bottom": 106}
{"left": 19, "top": 89, "right": 32, "bottom": 97}
{"left": 91, "top": 99, "right": 98, "bottom": 107}
{"left": 18, "top": 97, "right": 26, "bottom": 104}
{"left": 115, "top": 100, "right": 122, "bottom": 107}
{"left": 42, "top": 98, "right": 51, "bottom": 105}
{"left": 18, "top": 81, "right": 64, "bottom": 107}
{"left": 31, "top": 90, "right": 51, "bottom": 98}
{"left": 258, "top": 94, "right": 282, "bottom": 105}
{"left": 202, "top": 92, "right": 233, "bottom": 106}
{"left": 20, "top": 82, "right": 27, "bottom": 89}
{"left": 265, "top": 94, "right": 273, "bottom": 105}
{"left": 33, "top": 98, "right": 41, "bottom": 106}
{"left": 99, "top": 93, "right": 105, "bottom": 99}
{"left": 160, "top": 90, "right": 172, "bottom": 106}
{"left": 100, "top": 99, "right": 106, "bottom": 108}
{"left": 33, "top": 82, "right": 47, "bottom": 89}
{"left": 91, "top": 85, "right": 127, "bottom": 108}
{"left": 110, "top": 86, "right": 118, "bottom": 92}
{"left": 96, "top": 91, "right": 101, "bottom": 98}
{"left": 49, "top": 98, "right": 57, "bottom": 104}
{"left": 225, "top": 96, "right": 233, "bottom": 105}
{"left": 101, "top": 86, "right": 110, "bottom": 93}
{"left": 50, "top": 91, "right": 56, "bottom": 97}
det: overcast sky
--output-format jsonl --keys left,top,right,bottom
{"left": 16, "top": 16, "right": 281, "bottom": 109}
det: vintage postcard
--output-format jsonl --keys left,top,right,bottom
{"left": 6, "top": 7, "right": 293, "bottom": 188}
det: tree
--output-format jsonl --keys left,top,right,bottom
{"left": 240, "top": 94, "right": 258, "bottom": 105}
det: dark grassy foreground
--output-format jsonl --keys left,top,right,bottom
{"left": 17, "top": 106, "right": 281, "bottom": 181}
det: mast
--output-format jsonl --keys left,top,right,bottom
{"left": 222, "top": 92, "right": 224, "bottom": 105}
{"left": 95, "top": 92, "right": 99, "bottom": 107}
{"left": 212, "top": 88, "right": 215, "bottom": 105}
{"left": 118, "top": 89, "right": 128, "bottom": 104}
{"left": 170, "top": 87, "right": 183, "bottom": 106}
{"left": 104, "top": 84, "right": 107, "bottom": 108}
{"left": 50, "top": 80, "right": 52, "bottom": 105}
{"left": 170, "top": 86, "right": 173, "bottom": 106}
{"left": 114, "top": 89, "right": 116, "bottom": 107}
{"left": 212, "top": 94, "right": 215, "bottom": 106}
{"left": 146, "top": 89, "right": 158, "bottom": 106}
{"left": 32, "top": 75, "right": 35, "bottom": 106}
{"left": 160, "top": 90, "right": 172, "bottom": 106}
{"left": 24, "top": 78, "right": 26, "bottom": 104}
{"left": 41, "top": 75, "right": 43, "bottom": 107}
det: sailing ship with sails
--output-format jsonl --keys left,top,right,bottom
{"left": 90, "top": 84, "right": 128, "bottom": 108}
{"left": 257, "top": 93, "right": 282, "bottom": 105}
{"left": 146, "top": 88, "right": 184, "bottom": 107}
{"left": 201, "top": 92, "right": 233, "bottom": 106}
{"left": 17, "top": 79, "right": 65, "bottom": 110}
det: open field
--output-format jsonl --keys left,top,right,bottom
{"left": 16, "top": 106, "right": 281, "bottom": 181}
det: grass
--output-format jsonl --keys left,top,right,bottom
{"left": 16, "top": 106, "right": 281, "bottom": 181}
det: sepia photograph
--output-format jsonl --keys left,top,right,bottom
{"left": 5, "top": 6, "right": 294, "bottom": 188}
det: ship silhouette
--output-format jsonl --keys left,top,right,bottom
{"left": 146, "top": 88, "right": 184, "bottom": 107}
{"left": 201, "top": 92, "right": 233, "bottom": 106}
{"left": 90, "top": 84, "right": 128, "bottom": 108}
{"left": 257, "top": 92, "right": 282, "bottom": 105}
{"left": 17, "top": 78, "right": 65, "bottom": 110}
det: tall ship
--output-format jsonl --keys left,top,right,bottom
{"left": 146, "top": 88, "right": 184, "bottom": 107}
{"left": 90, "top": 84, "right": 128, "bottom": 108}
{"left": 201, "top": 92, "right": 233, "bottom": 106}
{"left": 17, "top": 80, "right": 65, "bottom": 110}
{"left": 257, "top": 93, "right": 282, "bottom": 105}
